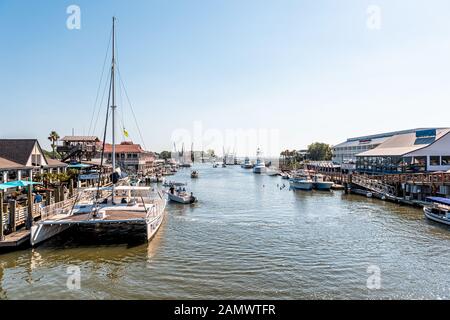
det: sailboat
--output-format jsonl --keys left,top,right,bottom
{"left": 31, "top": 17, "right": 167, "bottom": 246}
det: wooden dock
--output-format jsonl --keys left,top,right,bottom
{"left": 0, "top": 229, "right": 30, "bottom": 248}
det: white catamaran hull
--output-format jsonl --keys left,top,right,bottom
{"left": 31, "top": 223, "right": 72, "bottom": 246}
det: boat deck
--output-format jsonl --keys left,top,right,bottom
{"left": 62, "top": 210, "right": 146, "bottom": 221}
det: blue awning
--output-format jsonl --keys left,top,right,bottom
{"left": 0, "top": 180, "right": 42, "bottom": 190}
{"left": 426, "top": 197, "right": 450, "bottom": 206}
{"left": 68, "top": 163, "right": 91, "bottom": 169}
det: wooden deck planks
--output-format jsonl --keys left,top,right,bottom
{"left": 0, "top": 229, "right": 30, "bottom": 248}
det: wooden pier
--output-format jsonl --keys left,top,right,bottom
{"left": 0, "top": 229, "right": 30, "bottom": 249}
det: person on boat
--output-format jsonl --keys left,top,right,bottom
{"left": 170, "top": 186, "right": 175, "bottom": 194}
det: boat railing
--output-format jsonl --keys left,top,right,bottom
{"left": 38, "top": 193, "right": 83, "bottom": 220}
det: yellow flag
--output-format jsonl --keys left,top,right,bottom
{"left": 123, "top": 128, "right": 129, "bottom": 138}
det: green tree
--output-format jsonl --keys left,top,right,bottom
{"left": 47, "top": 131, "right": 60, "bottom": 159}
{"left": 159, "top": 151, "right": 172, "bottom": 160}
{"left": 307, "top": 142, "right": 332, "bottom": 161}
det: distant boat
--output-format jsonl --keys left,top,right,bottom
{"left": 312, "top": 173, "right": 333, "bottom": 191}
{"left": 253, "top": 148, "right": 267, "bottom": 174}
{"left": 289, "top": 170, "right": 313, "bottom": 190}
{"left": 424, "top": 197, "right": 450, "bottom": 226}
{"left": 191, "top": 170, "right": 199, "bottom": 178}
{"left": 241, "top": 157, "right": 253, "bottom": 169}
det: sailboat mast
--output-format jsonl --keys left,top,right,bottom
{"left": 111, "top": 16, "right": 117, "bottom": 202}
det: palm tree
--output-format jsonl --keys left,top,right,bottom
{"left": 48, "top": 131, "right": 60, "bottom": 159}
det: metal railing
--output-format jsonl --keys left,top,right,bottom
{"left": 351, "top": 175, "right": 396, "bottom": 197}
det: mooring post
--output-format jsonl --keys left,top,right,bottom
{"left": 69, "top": 179, "right": 74, "bottom": 198}
{"left": 9, "top": 200, "right": 16, "bottom": 233}
{"left": 26, "top": 186, "right": 33, "bottom": 230}
{"left": 45, "top": 190, "right": 51, "bottom": 206}
{"left": 60, "top": 186, "right": 65, "bottom": 201}
{"left": 54, "top": 187, "right": 60, "bottom": 204}
{"left": 0, "top": 191, "right": 4, "bottom": 241}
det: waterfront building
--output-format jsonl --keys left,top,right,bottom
{"left": 103, "top": 141, "right": 155, "bottom": 174}
{"left": 57, "top": 136, "right": 101, "bottom": 162}
{"left": 0, "top": 139, "right": 67, "bottom": 182}
{"left": 331, "top": 128, "right": 438, "bottom": 165}
{"left": 356, "top": 128, "right": 450, "bottom": 174}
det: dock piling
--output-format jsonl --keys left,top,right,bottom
{"left": 26, "top": 186, "right": 33, "bottom": 230}
{"left": 9, "top": 200, "right": 16, "bottom": 233}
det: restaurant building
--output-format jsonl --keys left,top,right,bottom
{"left": 103, "top": 141, "right": 155, "bottom": 174}
{"left": 356, "top": 128, "right": 450, "bottom": 174}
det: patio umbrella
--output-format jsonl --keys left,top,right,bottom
{"left": 0, "top": 180, "right": 42, "bottom": 190}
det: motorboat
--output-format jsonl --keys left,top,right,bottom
{"left": 312, "top": 173, "right": 334, "bottom": 191}
{"left": 241, "top": 157, "right": 253, "bottom": 169}
{"left": 191, "top": 170, "right": 199, "bottom": 178}
{"left": 289, "top": 170, "right": 313, "bottom": 190}
{"left": 253, "top": 148, "right": 267, "bottom": 174}
{"left": 166, "top": 186, "right": 197, "bottom": 204}
{"left": 423, "top": 197, "right": 450, "bottom": 226}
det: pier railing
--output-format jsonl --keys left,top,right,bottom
{"left": 351, "top": 175, "right": 396, "bottom": 198}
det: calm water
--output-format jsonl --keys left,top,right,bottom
{"left": 1, "top": 164, "right": 450, "bottom": 300}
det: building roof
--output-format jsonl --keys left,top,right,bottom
{"left": 0, "top": 157, "right": 29, "bottom": 170}
{"left": 333, "top": 128, "right": 447, "bottom": 149}
{"left": 60, "top": 136, "right": 100, "bottom": 142}
{"left": 45, "top": 158, "right": 68, "bottom": 168}
{"left": 333, "top": 136, "right": 390, "bottom": 149}
{"left": 0, "top": 139, "right": 40, "bottom": 165}
{"left": 103, "top": 142, "right": 145, "bottom": 153}
{"left": 357, "top": 129, "right": 450, "bottom": 157}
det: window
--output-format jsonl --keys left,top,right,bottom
{"left": 430, "top": 156, "right": 440, "bottom": 166}
{"left": 442, "top": 156, "right": 450, "bottom": 165}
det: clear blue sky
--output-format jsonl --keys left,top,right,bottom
{"left": 1, "top": 0, "right": 450, "bottom": 156}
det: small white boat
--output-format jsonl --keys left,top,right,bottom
{"left": 241, "top": 157, "right": 253, "bottom": 169}
{"left": 166, "top": 187, "right": 197, "bottom": 204}
{"left": 289, "top": 170, "right": 313, "bottom": 190}
{"left": 424, "top": 197, "right": 450, "bottom": 226}
{"left": 312, "top": 174, "right": 333, "bottom": 191}
{"left": 253, "top": 148, "right": 267, "bottom": 174}
{"left": 191, "top": 170, "right": 199, "bottom": 178}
